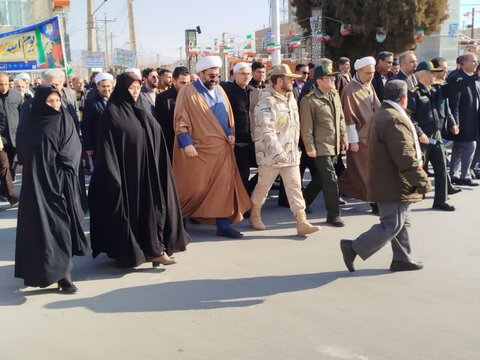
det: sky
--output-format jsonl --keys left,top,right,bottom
{"left": 65, "top": 0, "right": 480, "bottom": 65}
{"left": 66, "top": 0, "right": 271, "bottom": 65}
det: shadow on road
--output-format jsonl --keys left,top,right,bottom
{"left": 0, "top": 226, "right": 16, "bottom": 262}
{"left": 44, "top": 269, "right": 390, "bottom": 313}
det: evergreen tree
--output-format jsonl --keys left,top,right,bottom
{"left": 293, "top": 0, "right": 448, "bottom": 60}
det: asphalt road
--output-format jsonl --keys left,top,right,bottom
{"left": 1, "top": 175, "right": 479, "bottom": 360}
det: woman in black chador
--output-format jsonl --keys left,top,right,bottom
{"left": 88, "top": 72, "right": 190, "bottom": 268}
{"left": 15, "top": 85, "right": 90, "bottom": 294}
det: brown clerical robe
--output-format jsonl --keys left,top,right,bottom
{"left": 172, "top": 83, "right": 251, "bottom": 223}
{"left": 339, "top": 78, "right": 381, "bottom": 201}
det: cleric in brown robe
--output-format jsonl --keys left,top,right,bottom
{"left": 172, "top": 56, "right": 251, "bottom": 239}
{"left": 339, "top": 56, "right": 381, "bottom": 204}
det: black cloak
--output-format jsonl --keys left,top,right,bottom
{"left": 88, "top": 73, "right": 190, "bottom": 268}
{"left": 15, "top": 85, "right": 89, "bottom": 288}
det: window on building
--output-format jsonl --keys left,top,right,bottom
{"left": 0, "top": 0, "right": 30, "bottom": 27}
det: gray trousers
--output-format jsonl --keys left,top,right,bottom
{"left": 449, "top": 141, "right": 476, "bottom": 180}
{"left": 352, "top": 202, "right": 412, "bottom": 262}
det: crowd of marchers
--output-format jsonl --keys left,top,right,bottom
{"left": 1, "top": 49, "right": 479, "bottom": 294}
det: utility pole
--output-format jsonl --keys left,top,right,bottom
{"left": 472, "top": 7, "right": 475, "bottom": 39}
{"left": 271, "top": 0, "right": 281, "bottom": 65}
{"left": 127, "top": 0, "right": 137, "bottom": 53}
{"left": 110, "top": 32, "right": 116, "bottom": 68}
{"left": 96, "top": 14, "right": 116, "bottom": 69}
{"left": 87, "top": 0, "right": 95, "bottom": 51}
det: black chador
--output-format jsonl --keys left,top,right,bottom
{"left": 88, "top": 73, "right": 190, "bottom": 268}
{"left": 15, "top": 85, "right": 90, "bottom": 288}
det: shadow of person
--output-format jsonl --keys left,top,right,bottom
{"left": 45, "top": 269, "right": 390, "bottom": 313}
{"left": 0, "top": 265, "right": 27, "bottom": 306}
{"left": 72, "top": 254, "right": 167, "bottom": 282}
{"left": 0, "top": 226, "right": 16, "bottom": 262}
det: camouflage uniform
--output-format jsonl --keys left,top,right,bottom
{"left": 250, "top": 85, "right": 305, "bottom": 213}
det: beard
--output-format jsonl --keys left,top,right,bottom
{"left": 203, "top": 79, "right": 217, "bottom": 90}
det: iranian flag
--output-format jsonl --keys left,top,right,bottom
{"left": 288, "top": 37, "right": 301, "bottom": 48}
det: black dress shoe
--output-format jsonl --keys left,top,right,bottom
{"left": 447, "top": 187, "right": 462, "bottom": 195}
{"left": 432, "top": 203, "right": 455, "bottom": 211}
{"left": 57, "top": 279, "right": 78, "bottom": 294}
{"left": 451, "top": 177, "right": 463, "bottom": 185}
{"left": 390, "top": 260, "right": 423, "bottom": 272}
{"left": 216, "top": 227, "right": 244, "bottom": 239}
{"left": 473, "top": 169, "right": 480, "bottom": 179}
{"left": 7, "top": 196, "right": 19, "bottom": 208}
{"left": 370, "top": 203, "right": 379, "bottom": 215}
{"left": 340, "top": 240, "right": 356, "bottom": 272}
{"left": 326, "top": 216, "right": 345, "bottom": 227}
{"left": 462, "top": 179, "right": 479, "bottom": 187}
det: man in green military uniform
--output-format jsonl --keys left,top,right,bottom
{"left": 300, "top": 64, "right": 348, "bottom": 227}
{"left": 408, "top": 61, "right": 459, "bottom": 211}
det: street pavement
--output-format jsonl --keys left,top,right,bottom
{"left": 1, "top": 175, "right": 479, "bottom": 360}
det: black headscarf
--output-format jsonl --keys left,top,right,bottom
{"left": 109, "top": 72, "right": 141, "bottom": 106}
{"left": 31, "top": 84, "right": 62, "bottom": 116}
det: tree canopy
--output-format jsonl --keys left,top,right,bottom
{"left": 293, "top": 0, "right": 449, "bottom": 60}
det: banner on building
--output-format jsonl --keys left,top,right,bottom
{"left": 82, "top": 51, "right": 105, "bottom": 68}
{"left": 448, "top": 23, "right": 459, "bottom": 38}
{"left": 0, "top": 16, "right": 66, "bottom": 72}
{"left": 112, "top": 48, "right": 136, "bottom": 67}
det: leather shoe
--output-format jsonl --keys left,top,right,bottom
{"left": 473, "top": 169, "right": 480, "bottom": 179}
{"left": 462, "top": 178, "right": 479, "bottom": 187}
{"left": 326, "top": 216, "right": 345, "bottom": 227}
{"left": 57, "top": 279, "right": 78, "bottom": 294}
{"left": 447, "top": 187, "right": 462, "bottom": 195}
{"left": 390, "top": 260, "right": 423, "bottom": 272}
{"left": 451, "top": 177, "right": 463, "bottom": 185}
{"left": 340, "top": 240, "right": 356, "bottom": 272}
{"left": 432, "top": 203, "right": 455, "bottom": 211}
{"left": 216, "top": 227, "right": 244, "bottom": 239}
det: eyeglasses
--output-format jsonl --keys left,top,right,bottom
{"left": 302, "top": 71, "right": 309, "bottom": 75}
{"left": 203, "top": 72, "right": 220, "bottom": 79}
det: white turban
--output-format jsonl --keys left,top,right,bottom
{"left": 125, "top": 68, "right": 142, "bottom": 78}
{"left": 15, "top": 73, "right": 30, "bottom": 81}
{"left": 95, "top": 72, "right": 114, "bottom": 84}
{"left": 354, "top": 56, "right": 376, "bottom": 70}
{"left": 196, "top": 56, "right": 222, "bottom": 73}
{"left": 233, "top": 62, "right": 250, "bottom": 73}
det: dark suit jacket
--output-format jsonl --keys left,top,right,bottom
{"left": 140, "top": 86, "right": 156, "bottom": 114}
{"left": 155, "top": 87, "right": 178, "bottom": 160}
{"left": 372, "top": 71, "right": 393, "bottom": 101}
{"left": 0, "top": 89, "right": 22, "bottom": 147}
{"left": 81, "top": 94, "right": 107, "bottom": 151}
{"left": 392, "top": 71, "right": 417, "bottom": 90}
{"left": 446, "top": 70, "right": 479, "bottom": 141}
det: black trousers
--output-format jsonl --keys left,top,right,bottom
{"left": 303, "top": 155, "right": 340, "bottom": 218}
{"left": 3, "top": 143, "right": 16, "bottom": 180}
{"left": 423, "top": 134, "right": 447, "bottom": 205}
{"left": 234, "top": 142, "right": 257, "bottom": 196}
{"left": 0, "top": 149, "right": 15, "bottom": 197}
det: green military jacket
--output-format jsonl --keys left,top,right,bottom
{"left": 299, "top": 87, "right": 347, "bottom": 156}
